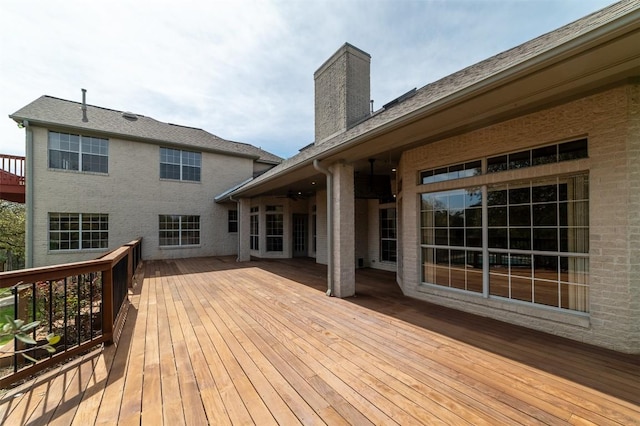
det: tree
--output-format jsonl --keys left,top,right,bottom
{"left": 0, "top": 201, "right": 25, "bottom": 271}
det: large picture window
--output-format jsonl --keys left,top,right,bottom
{"left": 420, "top": 173, "right": 590, "bottom": 313}
{"left": 48, "top": 132, "right": 108, "bottom": 173}
{"left": 160, "top": 148, "right": 201, "bottom": 182}
{"left": 265, "top": 205, "right": 283, "bottom": 252}
{"left": 49, "top": 213, "right": 108, "bottom": 251}
{"left": 421, "top": 188, "right": 483, "bottom": 293}
{"left": 159, "top": 215, "right": 200, "bottom": 246}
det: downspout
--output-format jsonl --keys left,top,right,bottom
{"left": 229, "top": 195, "right": 241, "bottom": 262}
{"left": 24, "top": 120, "right": 34, "bottom": 268}
{"left": 313, "top": 159, "right": 333, "bottom": 296}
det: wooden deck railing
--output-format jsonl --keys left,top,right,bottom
{"left": 0, "top": 238, "right": 142, "bottom": 388}
{"left": 0, "top": 154, "right": 26, "bottom": 203}
{"left": 0, "top": 154, "right": 25, "bottom": 186}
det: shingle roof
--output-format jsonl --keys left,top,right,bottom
{"left": 10, "top": 95, "right": 282, "bottom": 164}
{"left": 231, "top": 0, "right": 640, "bottom": 193}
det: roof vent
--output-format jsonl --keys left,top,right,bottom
{"left": 382, "top": 88, "right": 417, "bottom": 110}
{"left": 122, "top": 111, "right": 138, "bottom": 121}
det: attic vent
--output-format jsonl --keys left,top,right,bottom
{"left": 122, "top": 111, "right": 138, "bottom": 121}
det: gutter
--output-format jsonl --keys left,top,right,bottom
{"left": 23, "top": 120, "right": 34, "bottom": 268}
{"left": 313, "top": 159, "right": 333, "bottom": 297}
{"left": 9, "top": 116, "right": 263, "bottom": 162}
{"left": 214, "top": 177, "right": 254, "bottom": 203}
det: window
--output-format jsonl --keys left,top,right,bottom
{"left": 420, "top": 160, "right": 481, "bottom": 184}
{"left": 265, "top": 205, "right": 283, "bottom": 252}
{"left": 380, "top": 208, "right": 397, "bottom": 262}
{"left": 421, "top": 188, "right": 483, "bottom": 293}
{"left": 487, "top": 175, "right": 589, "bottom": 311}
{"left": 48, "top": 132, "right": 108, "bottom": 173}
{"left": 49, "top": 213, "right": 108, "bottom": 251}
{"left": 228, "top": 210, "right": 238, "bottom": 233}
{"left": 160, "top": 147, "right": 201, "bottom": 182}
{"left": 420, "top": 173, "right": 590, "bottom": 313}
{"left": 487, "top": 139, "right": 587, "bottom": 173}
{"left": 250, "top": 206, "right": 259, "bottom": 250}
{"left": 159, "top": 215, "right": 200, "bottom": 246}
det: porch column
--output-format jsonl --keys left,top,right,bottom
{"left": 237, "top": 198, "right": 251, "bottom": 262}
{"left": 330, "top": 161, "right": 355, "bottom": 297}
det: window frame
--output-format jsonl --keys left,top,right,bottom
{"left": 49, "top": 212, "right": 109, "bottom": 251}
{"left": 159, "top": 147, "right": 202, "bottom": 182}
{"left": 265, "top": 205, "right": 284, "bottom": 252}
{"left": 250, "top": 206, "right": 259, "bottom": 251}
{"left": 379, "top": 207, "right": 397, "bottom": 263}
{"left": 159, "top": 215, "right": 201, "bottom": 247}
{"left": 48, "top": 131, "right": 109, "bottom": 174}
{"left": 419, "top": 173, "right": 590, "bottom": 313}
{"left": 228, "top": 209, "right": 238, "bottom": 233}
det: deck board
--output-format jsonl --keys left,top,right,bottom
{"left": 1, "top": 256, "right": 638, "bottom": 425}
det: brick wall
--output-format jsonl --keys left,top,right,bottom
{"left": 399, "top": 83, "right": 639, "bottom": 353}
{"left": 30, "top": 128, "right": 254, "bottom": 266}
{"left": 314, "top": 44, "right": 371, "bottom": 144}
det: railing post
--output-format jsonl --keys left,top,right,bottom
{"left": 102, "top": 267, "right": 114, "bottom": 345}
{"left": 127, "top": 245, "right": 133, "bottom": 288}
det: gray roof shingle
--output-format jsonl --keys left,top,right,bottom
{"left": 10, "top": 95, "right": 282, "bottom": 164}
{"left": 232, "top": 0, "right": 640, "bottom": 192}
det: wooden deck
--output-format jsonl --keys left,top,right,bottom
{"left": 1, "top": 256, "right": 638, "bottom": 425}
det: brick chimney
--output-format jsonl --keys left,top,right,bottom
{"left": 314, "top": 43, "right": 371, "bottom": 145}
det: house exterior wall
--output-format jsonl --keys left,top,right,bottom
{"left": 29, "top": 126, "right": 253, "bottom": 266}
{"left": 399, "top": 83, "right": 640, "bottom": 353}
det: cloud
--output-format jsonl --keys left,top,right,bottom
{"left": 0, "top": 0, "right": 614, "bottom": 159}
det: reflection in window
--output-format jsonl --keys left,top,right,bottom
{"left": 420, "top": 160, "right": 481, "bottom": 184}
{"left": 421, "top": 188, "right": 483, "bottom": 293}
{"left": 160, "top": 148, "right": 201, "bottom": 182}
{"left": 159, "top": 215, "right": 200, "bottom": 246}
{"left": 488, "top": 174, "right": 589, "bottom": 311}
{"left": 49, "top": 213, "right": 108, "bottom": 250}
{"left": 487, "top": 139, "right": 587, "bottom": 173}
{"left": 48, "top": 132, "right": 108, "bottom": 173}
{"left": 420, "top": 174, "right": 589, "bottom": 313}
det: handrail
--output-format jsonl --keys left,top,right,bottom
{"left": 0, "top": 237, "right": 142, "bottom": 388}
{"left": 0, "top": 154, "right": 25, "bottom": 186}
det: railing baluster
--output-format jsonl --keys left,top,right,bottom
{"left": 0, "top": 237, "right": 142, "bottom": 387}
{"left": 31, "top": 281, "right": 36, "bottom": 362}
{"left": 77, "top": 274, "right": 81, "bottom": 348}
{"left": 48, "top": 280, "right": 53, "bottom": 358}
{"left": 63, "top": 278, "right": 68, "bottom": 350}
{"left": 89, "top": 272, "right": 94, "bottom": 340}
{"left": 12, "top": 285, "right": 17, "bottom": 373}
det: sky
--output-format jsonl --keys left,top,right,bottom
{"left": 0, "top": 0, "right": 616, "bottom": 160}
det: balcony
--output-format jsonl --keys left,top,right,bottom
{"left": 0, "top": 256, "right": 638, "bottom": 424}
{"left": 0, "top": 155, "right": 25, "bottom": 204}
